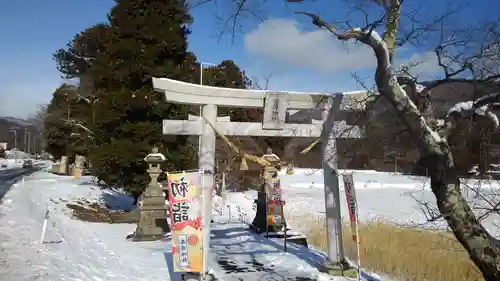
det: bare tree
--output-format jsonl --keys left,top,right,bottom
{"left": 206, "top": 0, "right": 500, "bottom": 279}
{"left": 294, "top": 3, "right": 500, "bottom": 281}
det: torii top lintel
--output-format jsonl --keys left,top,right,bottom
{"left": 152, "top": 77, "right": 368, "bottom": 111}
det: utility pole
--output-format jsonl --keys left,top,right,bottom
{"left": 12, "top": 130, "right": 17, "bottom": 149}
{"left": 32, "top": 136, "right": 36, "bottom": 158}
{"left": 9, "top": 128, "right": 17, "bottom": 162}
{"left": 27, "top": 131, "right": 31, "bottom": 159}
{"left": 24, "top": 127, "right": 28, "bottom": 152}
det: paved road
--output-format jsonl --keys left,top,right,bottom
{"left": 0, "top": 165, "right": 43, "bottom": 201}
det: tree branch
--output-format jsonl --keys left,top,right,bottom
{"left": 297, "top": 10, "right": 500, "bottom": 278}
{"left": 446, "top": 92, "right": 500, "bottom": 131}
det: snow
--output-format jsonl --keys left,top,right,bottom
{"left": 0, "top": 172, "right": 169, "bottom": 281}
{"left": 2, "top": 168, "right": 497, "bottom": 281}
{"left": 204, "top": 214, "right": 358, "bottom": 281}
{"left": 225, "top": 169, "right": 500, "bottom": 237}
{"left": 5, "top": 149, "right": 31, "bottom": 160}
{"left": 446, "top": 94, "right": 500, "bottom": 129}
{"left": 0, "top": 158, "right": 23, "bottom": 170}
{"left": 0, "top": 150, "right": 48, "bottom": 171}
{"left": 0, "top": 170, "right": 368, "bottom": 281}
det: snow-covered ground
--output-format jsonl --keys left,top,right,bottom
{"left": 5, "top": 149, "right": 31, "bottom": 160}
{"left": 2, "top": 168, "right": 496, "bottom": 281}
{"left": 0, "top": 171, "right": 376, "bottom": 281}
{"left": 0, "top": 158, "right": 23, "bottom": 170}
{"left": 224, "top": 169, "right": 500, "bottom": 237}
{"left": 0, "top": 149, "right": 46, "bottom": 170}
{"left": 0, "top": 172, "right": 174, "bottom": 281}
{"left": 0, "top": 159, "right": 51, "bottom": 175}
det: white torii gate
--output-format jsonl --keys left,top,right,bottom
{"left": 153, "top": 77, "right": 367, "bottom": 271}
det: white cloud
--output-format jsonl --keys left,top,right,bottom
{"left": 395, "top": 51, "right": 443, "bottom": 78}
{"left": 244, "top": 19, "right": 376, "bottom": 73}
{"left": 244, "top": 18, "right": 444, "bottom": 78}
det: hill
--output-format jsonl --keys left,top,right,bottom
{"left": 0, "top": 116, "right": 43, "bottom": 153}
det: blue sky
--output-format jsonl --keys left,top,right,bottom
{"left": 0, "top": 0, "right": 497, "bottom": 118}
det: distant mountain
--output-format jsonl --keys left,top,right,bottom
{"left": 0, "top": 116, "right": 41, "bottom": 152}
{"left": 0, "top": 116, "right": 35, "bottom": 128}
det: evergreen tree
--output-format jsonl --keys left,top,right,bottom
{"left": 89, "top": 0, "right": 197, "bottom": 198}
{"left": 53, "top": 23, "right": 111, "bottom": 79}
{"left": 44, "top": 84, "right": 88, "bottom": 160}
{"left": 53, "top": 0, "right": 197, "bottom": 199}
{"left": 52, "top": 0, "right": 252, "bottom": 200}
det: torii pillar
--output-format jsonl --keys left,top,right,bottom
{"left": 153, "top": 77, "right": 366, "bottom": 275}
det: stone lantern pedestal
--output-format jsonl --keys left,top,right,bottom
{"left": 250, "top": 149, "right": 308, "bottom": 248}
{"left": 133, "top": 147, "right": 170, "bottom": 241}
{"left": 60, "top": 156, "right": 69, "bottom": 175}
{"left": 73, "top": 155, "right": 85, "bottom": 179}
{"left": 251, "top": 148, "right": 288, "bottom": 234}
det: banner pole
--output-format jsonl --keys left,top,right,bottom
{"left": 355, "top": 199, "right": 361, "bottom": 281}
{"left": 221, "top": 172, "right": 226, "bottom": 205}
{"left": 200, "top": 169, "right": 206, "bottom": 281}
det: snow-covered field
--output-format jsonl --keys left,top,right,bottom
{"left": 0, "top": 171, "right": 374, "bottom": 281}
{"left": 224, "top": 169, "right": 500, "bottom": 237}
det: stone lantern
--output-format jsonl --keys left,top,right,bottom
{"left": 133, "top": 147, "right": 170, "bottom": 241}
{"left": 251, "top": 147, "right": 286, "bottom": 233}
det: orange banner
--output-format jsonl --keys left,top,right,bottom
{"left": 267, "top": 178, "right": 286, "bottom": 227}
{"left": 167, "top": 171, "right": 204, "bottom": 272}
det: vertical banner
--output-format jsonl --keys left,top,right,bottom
{"left": 221, "top": 172, "right": 226, "bottom": 206}
{"left": 342, "top": 173, "right": 362, "bottom": 281}
{"left": 343, "top": 174, "right": 359, "bottom": 241}
{"left": 267, "top": 178, "right": 285, "bottom": 228}
{"left": 167, "top": 171, "right": 204, "bottom": 272}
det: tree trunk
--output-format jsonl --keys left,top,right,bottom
{"left": 294, "top": 11, "right": 500, "bottom": 278}
{"left": 422, "top": 153, "right": 500, "bottom": 280}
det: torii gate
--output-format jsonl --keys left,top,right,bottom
{"left": 153, "top": 77, "right": 367, "bottom": 271}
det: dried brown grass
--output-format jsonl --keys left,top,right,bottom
{"left": 66, "top": 199, "right": 138, "bottom": 223}
{"left": 291, "top": 214, "right": 484, "bottom": 281}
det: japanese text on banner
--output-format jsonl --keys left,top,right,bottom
{"left": 267, "top": 178, "right": 285, "bottom": 227}
{"left": 168, "top": 171, "right": 204, "bottom": 272}
{"left": 343, "top": 174, "right": 359, "bottom": 242}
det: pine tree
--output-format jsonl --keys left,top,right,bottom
{"left": 44, "top": 84, "right": 87, "bottom": 160}
{"left": 52, "top": 0, "right": 252, "bottom": 200}
{"left": 82, "top": 0, "right": 196, "bottom": 199}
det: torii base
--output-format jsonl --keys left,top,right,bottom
{"left": 318, "top": 261, "right": 358, "bottom": 278}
